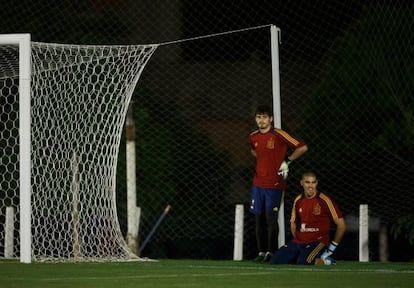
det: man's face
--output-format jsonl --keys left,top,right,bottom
{"left": 301, "top": 175, "right": 318, "bottom": 198}
{"left": 255, "top": 113, "right": 272, "bottom": 131}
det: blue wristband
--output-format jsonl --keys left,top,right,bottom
{"left": 328, "top": 242, "right": 338, "bottom": 252}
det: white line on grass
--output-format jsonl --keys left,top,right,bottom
{"left": 15, "top": 271, "right": 276, "bottom": 282}
{"left": 181, "top": 264, "right": 414, "bottom": 274}
{"left": 36, "top": 266, "right": 414, "bottom": 282}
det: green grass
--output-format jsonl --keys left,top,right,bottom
{"left": 1, "top": 259, "right": 413, "bottom": 288}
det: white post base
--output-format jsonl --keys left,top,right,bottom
{"left": 233, "top": 204, "right": 244, "bottom": 261}
{"left": 5, "top": 206, "right": 14, "bottom": 258}
{"left": 359, "top": 204, "right": 369, "bottom": 262}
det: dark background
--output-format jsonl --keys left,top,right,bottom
{"left": 0, "top": 0, "right": 413, "bottom": 261}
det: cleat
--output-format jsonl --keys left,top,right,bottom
{"left": 262, "top": 251, "right": 272, "bottom": 262}
{"left": 254, "top": 252, "right": 266, "bottom": 262}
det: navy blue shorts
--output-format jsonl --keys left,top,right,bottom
{"left": 270, "top": 241, "right": 325, "bottom": 265}
{"left": 249, "top": 185, "right": 282, "bottom": 215}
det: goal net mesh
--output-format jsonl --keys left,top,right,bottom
{"left": 0, "top": 41, "right": 157, "bottom": 261}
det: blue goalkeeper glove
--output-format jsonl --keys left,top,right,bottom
{"left": 320, "top": 241, "right": 338, "bottom": 261}
{"left": 278, "top": 157, "right": 291, "bottom": 179}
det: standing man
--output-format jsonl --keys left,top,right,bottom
{"left": 249, "top": 105, "right": 308, "bottom": 262}
{"left": 270, "top": 171, "right": 347, "bottom": 265}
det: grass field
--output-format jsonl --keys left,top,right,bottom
{"left": 1, "top": 259, "right": 413, "bottom": 288}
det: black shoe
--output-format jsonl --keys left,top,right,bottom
{"left": 254, "top": 252, "right": 265, "bottom": 262}
{"left": 262, "top": 251, "right": 272, "bottom": 262}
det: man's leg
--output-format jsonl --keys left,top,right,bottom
{"left": 264, "top": 211, "right": 278, "bottom": 261}
{"left": 263, "top": 188, "right": 282, "bottom": 261}
{"left": 297, "top": 242, "right": 325, "bottom": 265}
{"left": 250, "top": 185, "right": 267, "bottom": 261}
{"left": 254, "top": 213, "right": 267, "bottom": 261}
{"left": 266, "top": 211, "right": 278, "bottom": 251}
{"left": 270, "top": 242, "right": 299, "bottom": 264}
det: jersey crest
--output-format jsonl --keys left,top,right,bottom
{"left": 312, "top": 203, "right": 321, "bottom": 215}
{"left": 266, "top": 138, "right": 275, "bottom": 149}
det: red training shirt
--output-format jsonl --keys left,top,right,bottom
{"left": 249, "top": 128, "right": 306, "bottom": 189}
{"left": 291, "top": 192, "right": 343, "bottom": 246}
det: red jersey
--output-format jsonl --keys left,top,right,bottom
{"left": 249, "top": 128, "right": 306, "bottom": 189}
{"left": 290, "top": 192, "right": 343, "bottom": 246}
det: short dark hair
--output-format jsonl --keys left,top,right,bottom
{"left": 255, "top": 105, "right": 273, "bottom": 117}
{"left": 302, "top": 171, "right": 317, "bottom": 179}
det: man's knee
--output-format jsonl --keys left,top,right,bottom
{"left": 270, "top": 247, "right": 290, "bottom": 264}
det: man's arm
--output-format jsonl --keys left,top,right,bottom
{"left": 319, "top": 217, "right": 346, "bottom": 262}
{"left": 286, "top": 145, "right": 308, "bottom": 161}
{"left": 290, "top": 221, "right": 297, "bottom": 238}
{"left": 279, "top": 145, "right": 308, "bottom": 179}
{"left": 251, "top": 149, "right": 256, "bottom": 158}
{"left": 332, "top": 217, "right": 346, "bottom": 244}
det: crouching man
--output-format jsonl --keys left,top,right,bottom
{"left": 270, "top": 171, "right": 346, "bottom": 265}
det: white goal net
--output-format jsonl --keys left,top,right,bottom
{"left": 0, "top": 36, "right": 157, "bottom": 261}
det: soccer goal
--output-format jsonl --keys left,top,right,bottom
{"left": 0, "top": 25, "right": 283, "bottom": 263}
{"left": 0, "top": 34, "right": 157, "bottom": 263}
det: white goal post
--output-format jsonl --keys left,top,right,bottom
{"left": 0, "top": 34, "right": 31, "bottom": 263}
{"left": 270, "top": 25, "right": 285, "bottom": 248}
